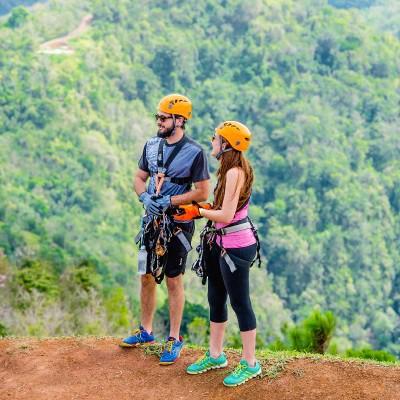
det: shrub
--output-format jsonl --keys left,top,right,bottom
{"left": 0, "top": 322, "right": 7, "bottom": 337}
{"left": 303, "top": 310, "right": 336, "bottom": 354}
{"left": 345, "top": 348, "right": 397, "bottom": 363}
{"left": 274, "top": 310, "right": 337, "bottom": 354}
{"left": 12, "top": 260, "right": 59, "bottom": 308}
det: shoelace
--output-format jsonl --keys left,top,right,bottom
{"left": 232, "top": 362, "right": 247, "bottom": 376}
{"left": 132, "top": 329, "right": 143, "bottom": 340}
{"left": 165, "top": 339, "right": 174, "bottom": 353}
{"left": 195, "top": 353, "right": 209, "bottom": 366}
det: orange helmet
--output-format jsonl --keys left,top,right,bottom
{"left": 215, "top": 121, "right": 251, "bottom": 151}
{"left": 158, "top": 93, "right": 192, "bottom": 120}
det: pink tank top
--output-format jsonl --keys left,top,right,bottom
{"left": 215, "top": 203, "right": 256, "bottom": 249}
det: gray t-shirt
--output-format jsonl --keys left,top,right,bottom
{"left": 138, "top": 135, "right": 210, "bottom": 196}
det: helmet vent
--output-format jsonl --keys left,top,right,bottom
{"left": 168, "top": 99, "right": 188, "bottom": 108}
{"left": 223, "top": 122, "right": 240, "bottom": 131}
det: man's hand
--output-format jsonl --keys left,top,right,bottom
{"left": 173, "top": 202, "right": 212, "bottom": 221}
{"left": 139, "top": 192, "right": 163, "bottom": 216}
{"left": 154, "top": 195, "right": 171, "bottom": 212}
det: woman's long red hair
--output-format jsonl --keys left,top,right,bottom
{"left": 213, "top": 141, "right": 253, "bottom": 210}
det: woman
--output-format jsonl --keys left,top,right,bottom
{"left": 175, "top": 121, "right": 261, "bottom": 387}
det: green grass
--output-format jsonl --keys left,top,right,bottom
{"left": 183, "top": 345, "right": 400, "bottom": 380}
{"left": 143, "top": 342, "right": 165, "bottom": 358}
{"left": 143, "top": 342, "right": 398, "bottom": 381}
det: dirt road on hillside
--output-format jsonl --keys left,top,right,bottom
{"left": 39, "top": 14, "right": 92, "bottom": 54}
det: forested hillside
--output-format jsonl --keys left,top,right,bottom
{"left": 363, "top": 0, "right": 400, "bottom": 37}
{"left": 0, "top": 0, "right": 399, "bottom": 357}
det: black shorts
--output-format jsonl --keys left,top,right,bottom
{"left": 145, "top": 221, "right": 195, "bottom": 278}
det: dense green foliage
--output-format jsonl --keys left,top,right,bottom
{"left": 0, "top": 0, "right": 399, "bottom": 358}
{"left": 0, "top": 252, "right": 133, "bottom": 336}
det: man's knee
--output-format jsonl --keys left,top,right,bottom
{"left": 141, "top": 274, "right": 156, "bottom": 288}
{"left": 166, "top": 275, "right": 183, "bottom": 293}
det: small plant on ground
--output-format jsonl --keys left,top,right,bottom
{"left": 269, "top": 310, "right": 336, "bottom": 354}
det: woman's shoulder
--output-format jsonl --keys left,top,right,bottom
{"left": 226, "top": 167, "right": 244, "bottom": 180}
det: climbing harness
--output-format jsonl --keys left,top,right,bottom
{"left": 192, "top": 215, "right": 261, "bottom": 285}
{"left": 136, "top": 212, "right": 192, "bottom": 284}
{"left": 135, "top": 210, "right": 193, "bottom": 284}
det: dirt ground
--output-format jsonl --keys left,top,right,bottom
{"left": 1, "top": 337, "right": 400, "bottom": 400}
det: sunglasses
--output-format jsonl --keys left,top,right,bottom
{"left": 154, "top": 114, "right": 173, "bottom": 122}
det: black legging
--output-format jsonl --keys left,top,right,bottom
{"left": 207, "top": 243, "right": 257, "bottom": 332}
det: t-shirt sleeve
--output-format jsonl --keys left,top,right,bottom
{"left": 190, "top": 149, "right": 210, "bottom": 183}
{"left": 138, "top": 143, "right": 149, "bottom": 172}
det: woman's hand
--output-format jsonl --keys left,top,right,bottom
{"left": 173, "top": 202, "right": 212, "bottom": 221}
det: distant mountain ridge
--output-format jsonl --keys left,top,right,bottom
{"left": 328, "top": 0, "right": 376, "bottom": 8}
{"left": 0, "top": 0, "right": 45, "bottom": 16}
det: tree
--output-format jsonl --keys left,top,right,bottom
{"left": 6, "top": 6, "right": 29, "bottom": 28}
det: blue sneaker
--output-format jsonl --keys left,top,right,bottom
{"left": 119, "top": 326, "right": 155, "bottom": 348}
{"left": 159, "top": 336, "right": 184, "bottom": 365}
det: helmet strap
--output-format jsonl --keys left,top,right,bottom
{"left": 216, "top": 148, "right": 232, "bottom": 160}
{"left": 215, "top": 137, "right": 232, "bottom": 160}
{"left": 171, "top": 114, "right": 176, "bottom": 137}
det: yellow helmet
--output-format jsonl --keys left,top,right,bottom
{"left": 158, "top": 93, "right": 192, "bottom": 120}
{"left": 215, "top": 121, "right": 251, "bottom": 151}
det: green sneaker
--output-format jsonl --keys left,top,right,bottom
{"left": 186, "top": 350, "right": 228, "bottom": 375}
{"left": 223, "top": 359, "right": 261, "bottom": 387}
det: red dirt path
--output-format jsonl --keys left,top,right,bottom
{"left": 39, "top": 14, "right": 92, "bottom": 53}
{"left": 1, "top": 338, "right": 399, "bottom": 400}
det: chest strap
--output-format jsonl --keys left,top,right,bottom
{"left": 150, "top": 173, "right": 192, "bottom": 186}
{"left": 155, "top": 136, "right": 189, "bottom": 194}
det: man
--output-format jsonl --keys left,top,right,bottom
{"left": 120, "top": 94, "right": 210, "bottom": 365}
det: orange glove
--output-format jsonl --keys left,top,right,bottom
{"left": 173, "top": 202, "right": 212, "bottom": 221}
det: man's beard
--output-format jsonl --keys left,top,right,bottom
{"left": 157, "top": 126, "right": 175, "bottom": 138}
